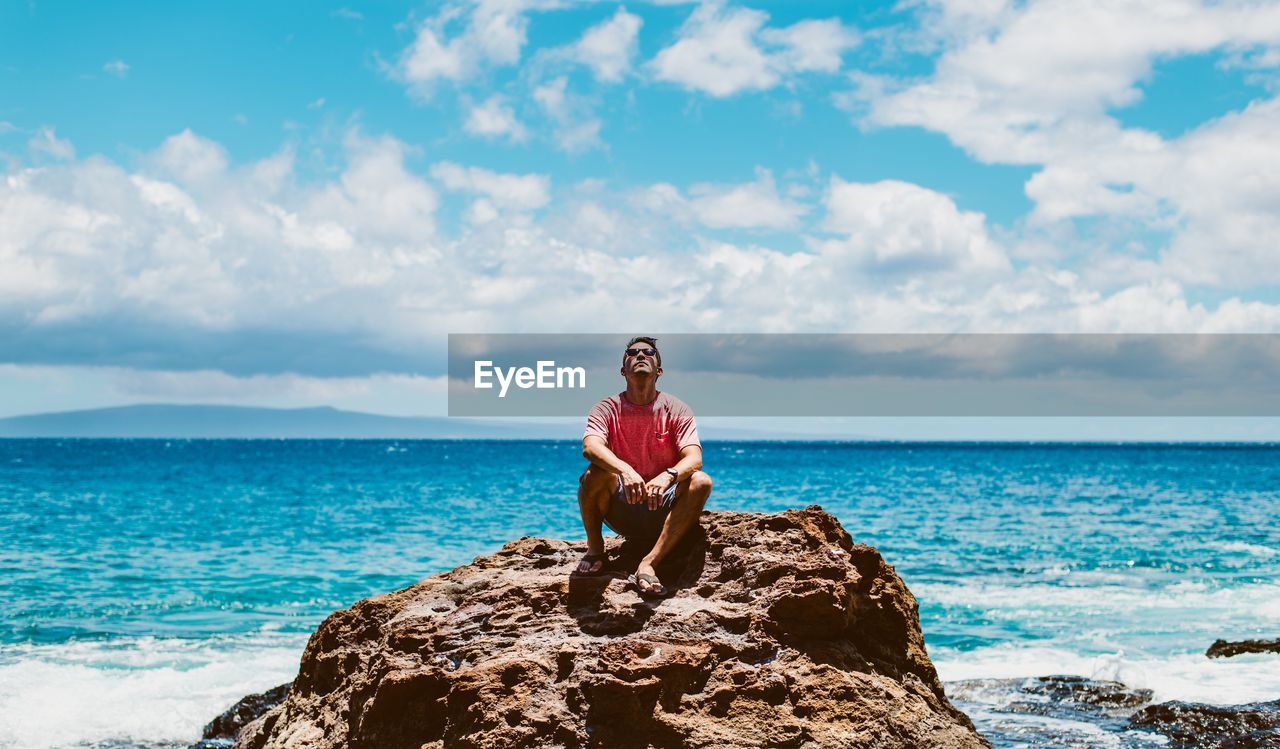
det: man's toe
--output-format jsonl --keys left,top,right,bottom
{"left": 576, "top": 555, "right": 604, "bottom": 574}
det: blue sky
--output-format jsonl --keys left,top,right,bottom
{"left": 2, "top": 0, "right": 1280, "bottom": 433}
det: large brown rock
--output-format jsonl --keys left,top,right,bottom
{"left": 236, "top": 506, "right": 988, "bottom": 749}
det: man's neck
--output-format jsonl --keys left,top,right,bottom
{"left": 623, "top": 379, "right": 659, "bottom": 406}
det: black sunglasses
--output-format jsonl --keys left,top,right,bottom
{"left": 625, "top": 347, "right": 657, "bottom": 357}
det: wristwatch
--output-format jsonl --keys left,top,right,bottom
{"left": 664, "top": 467, "right": 679, "bottom": 480}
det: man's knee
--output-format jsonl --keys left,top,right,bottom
{"left": 580, "top": 464, "right": 615, "bottom": 494}
{"left": 688, "top": 470, "right": 712, "bottom": 505}
{"left": 581, "top": 463, "right": 614, "bottom": 484}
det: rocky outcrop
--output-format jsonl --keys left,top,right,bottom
{"left": 1207, "top": 639, "right": 1280, "bottom": 659}
{"left": 1129, "top": 699, "right": 1280, "bottom": 747}
{"left": 193, "top": 683, "right": 290, "bottom": 748}
{"left": 235, "top": 506, "right": 988, "bottom": 749}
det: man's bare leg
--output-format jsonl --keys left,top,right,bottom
{"left": 577, "top": 465, "right": 615, "bottom": 574}
{"left": 635, "top": 471, "right": 712, "bottom": 594}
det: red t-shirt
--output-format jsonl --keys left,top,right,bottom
{"left": 583, "top": 392, "right": 701, "bottom": 480}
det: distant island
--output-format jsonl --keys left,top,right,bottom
{"left": 0, "top": 404, "right": 579, "bottom": 439}
{"left": 0, "top": 404, "right": 799, "bottom": 440}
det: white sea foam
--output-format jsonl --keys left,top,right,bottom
{"left": 915, "top": 578, "right": 1280, "bottom": 630}
{"left": 934, "top": 644, "right": 1280, "bottom": 705}
{"left": 0, "top": 632, "right": 305, "bottom": 749}
{"left": 958, "top": 705, "right": 1153, "bottom": 748}
{"left": 1211, "top": 541, "right": 1279, "bottom": 558}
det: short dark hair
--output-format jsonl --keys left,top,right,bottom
{"left": 624, "top": 335, "right": 661, "bottom": 367}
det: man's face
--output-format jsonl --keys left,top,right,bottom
{"left": 622, "top": 344, "right": 661, "bottom": 377}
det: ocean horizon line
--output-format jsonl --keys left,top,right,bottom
{"left": 3, "top": 435, "right": 1279, "bottom": 445}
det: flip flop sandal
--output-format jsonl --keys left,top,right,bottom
{"left": 573, "top": 553, "right": 608, "bottom": 576}
{"left": 628, "top": 572, "right": 670, "bottom": 598}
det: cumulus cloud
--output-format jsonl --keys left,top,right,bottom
{"left": 818, "top": 178, "right": 1009, "bottom": 275}
{"left": 103, "top": 59, "right": 130, "bottom": 78}
{"left": 395, "top": 0, "right": 542, "bottom": 91}
{"left": 28, "top": 127, "right": 75, "bottom": 161}
{"left": 856, "top": 0, "right": 1280, "bottom": 289}
{"left": 687, "top": 169, "right": 808, "bottom": 230}
{"left": 464, "top": 95, "right": 529, "bottom": 142}
{"left": 430, "top": 162, "right": 551, "bottom": 223}
{"left": 1, "top": 128, "right": 442, "bottom": 367}
{"left": 634, "top": 169, "right": 809, "bottom": 230}
{"left": 651, "top": 1, "right": 859, "bottom": 97}
{"left": 531, "top": 77, "right": 603, "bottom": 152}
{"left": 571, "top": 7, "right": 643, "bottom": 83}
{"left": 2, "top": 129, "right": 1278, "bottom": 387}
{"left": 151, "top": 129, "right": 229, "bottom": 184}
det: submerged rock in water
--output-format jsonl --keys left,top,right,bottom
{"left": 1128, "top": 699, "right": 1280, "bottom": 748}
{"left": 203, "top": 683, "right": 291, "bottom": 741}
{"left": 949, "top": 675, "right": 1153, "bottom": 717}
{"left": 1207, "top": 639, "right": 1280, "bottom": 659}
{"left": 234, "top": 506, "right": 988, "bottom": 749}
{"left": 949, "top": 676, "right": 1158, "bottom": 748}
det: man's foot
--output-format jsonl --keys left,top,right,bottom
{"left": 574, "top": 552, "right": 606, "bottom": 575}
{"left": 630, "top": 561, "right": 668, "bottom": 597}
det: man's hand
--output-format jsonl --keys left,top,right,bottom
{"left": 644, "top": 472, "right": 675, "bottom": 510}
{"left": 619, "top": 466, "right": 647, "bottom": 505}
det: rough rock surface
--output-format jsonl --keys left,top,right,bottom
{"left": 197, "top": 683, "right": 290, "bottom": 746}
{"left": 1207, "top": 638, "right": 1280, "bottom": 659}
{"left": 236, "top": 506, "right": 988, "bottom": 749}
{"left": 1128, "top": 700, "right": 1280, "bottom": 747}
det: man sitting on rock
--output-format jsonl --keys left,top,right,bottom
{"left": 575, "top": 336, "right": 713, "bottom": 598}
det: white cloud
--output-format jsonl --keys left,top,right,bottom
{"left": 315, "top": 131, "right": 439, "bottom": 243}
{"left": 0, "top": 129, "right": 444, "bottom": 357}
{"left": 572, "top": 7, "right": 643, "bottom": 83}
{"left": 868, "top": 0, "right": 1280, "bottom": 163}
{"left": 28, "top": 127, "right": 75, "bottom": 161}
{"left": 464, "top": 95, "right": 529, "bottom": 142}
{"left": 103, "top": 60, "right": 130, "bottom": 78}
{"left": 307, "top": 97, "right": 326, "bottom": 109}
{"left": 532, "top": 77, "right": 604, "bottom": 152}
{"left": 818, "top": 178, "right": 1009, "bottom": 275}
{"left": 761, "top": 19, "right": 859, "bottom": 74}
{"left": 152, "top": 129, "right": 228, "bottom": 184}
{"left": 651, "top": 1, "right": 858, "bottom": 97}
{"left": 3, "top": 129, "right": 1279, "bottom": 388}
{"left": 651, "top": 3, "right": 775, "bottom": 96}
{"left": 687, "top": 169, "right": 808, "bottom": 230}
{"left": 857, "top": 0, "right": 1280, "bottom": 288}
{"left": 396, "top": 0, "right": 539, "bottom": 91}
{"left": 430, "top": 162, "right": 551, "bottom": 214}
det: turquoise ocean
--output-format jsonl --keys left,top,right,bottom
{"left": 2, "top": 440, "right": 1279, "bottom": 747}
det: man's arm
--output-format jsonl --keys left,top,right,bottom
{"left": 643, "top": 444, "right": 703, "bottom": 509}
{"left": 667, "top": 444, "right": 703, "bottom": 483}
{"left": 583, "top": 435, "right": 646, "bottom": 504}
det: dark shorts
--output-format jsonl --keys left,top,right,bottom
{"left": 583, "top": 472, "right": 679, "bottom": 542}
